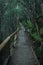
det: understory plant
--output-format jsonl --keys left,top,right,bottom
{"left": 40, "top": 27, "right": 43, "bottom": 35}
{"left": 25, "top": 19, "right": 41, "bottom": 49}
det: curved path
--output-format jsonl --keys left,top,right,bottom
{"left": 8, "top": 26, "right": 38, "bottom": 65}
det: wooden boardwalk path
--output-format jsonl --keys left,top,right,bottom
{"left": 7, "top": 26, "right": 39, "bottom": 65}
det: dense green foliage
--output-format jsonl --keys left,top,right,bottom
{"left": 0, "top": 0, "right": 19, "bottom": 42}
{"left": 23, "top": 19, "right": 41, "bottom": 42}
{"left": 30, "top": 33, "right": 41, "bottom": 41}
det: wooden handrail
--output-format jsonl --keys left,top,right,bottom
{"left": 0, "top": 28, "right": 19, "bottom": 51}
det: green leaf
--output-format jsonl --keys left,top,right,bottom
{"left": 30, "top": 33, "right": 41, "bottom": 41}
{"left": 40, "top": 27, "right": 43, "bottom": 34}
